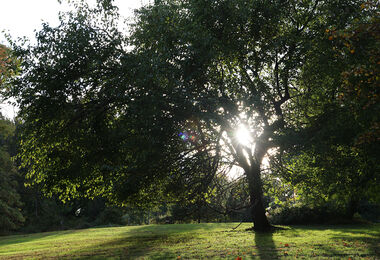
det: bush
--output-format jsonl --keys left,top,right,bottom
{"left": 268, "top": 205, "right": 354, "bottom": 225}
{"left": 358, "top": 201, "right": 380, "bottom": 223}
{"left": 94, "top": 207, "right": 125, "bottom": 226}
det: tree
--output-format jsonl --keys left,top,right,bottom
{"left": 0, "top": 44, "right": 25, "bottom": 233}
{"left": 269, "top": 4, "right": 380, "bottom": 217}
{"left": 0, "top": 114, "right": 24, "bottom": 233}
{"left": 334, "top": 12, "right": 379, "bottom": 147}
{"left": 0, "top": 44, "right": 19, "bottom": 86}
{"left": 5, "top": 1, "right": 191, "bottom": 206}
{"left": 4, "top": 0, "right": 369, "bottom": 231}
{"left": 130, "top": 0, "right": 368, "bottom": 230}
{"left": 0, "top": 44, "right": 9, "bottom": 80}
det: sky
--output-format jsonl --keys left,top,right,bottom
{"left": 0, "top": 0, "right": 150, "bottom": 118}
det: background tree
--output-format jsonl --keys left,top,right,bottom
{"left": 0, "top": 114, "right": 24, "bottom": 233}
{"left": 0, "top": 44, "right": 19, "bottom": 87}
{"left": 269, "top": 2, "right": 379, "bottom": 220}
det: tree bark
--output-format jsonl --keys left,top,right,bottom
{"left": 246, "top": 163, "right": 271, "bottom": 231}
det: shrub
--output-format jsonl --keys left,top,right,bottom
{"left": 268, "top": 205, "right": 353, "bottom": 225}
{"left": 95, "top": 207, "right": 124, "bottom": 226}
{"left": 358, "top": 201, "right": 380, "bottom": 223}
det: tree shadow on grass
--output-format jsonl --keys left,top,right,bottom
{"left": 0, "top": 230, "right": 77, "bottom": 247}
{"left": 1, "top": 223, "right": 230, "bottom": 259}
{"left": 219, "top": 225, "right": 282, "bottom": 259}
{"left": 331, "top": 234, "right": 380, "bottom": 258}
{"left": 281, "top": 224, "right": 380, "bottom": 258}
{"left": 252, "top": 230, "right": 279, "bottom": 259}
{"left": 66, "top": 224, "right": 212, "bottom": 259}
{"left": 70, "top": 234, "right": 185, "bottom": 259}
{"left": 128, "top": 222, "right": 232, "bottom": 234}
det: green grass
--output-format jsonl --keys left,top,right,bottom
{"left": 0, "top": 223, "right": 379, "bottom": 259}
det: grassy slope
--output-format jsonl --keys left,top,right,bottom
{"left": 0, "top": 223, "right": 379, "bottom": 259}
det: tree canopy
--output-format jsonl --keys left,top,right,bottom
{"left": 271, "top": 11, "right": 380, "bottom": 214}
{"left": 3, "top": 0, "right": 379, "bottom": 230}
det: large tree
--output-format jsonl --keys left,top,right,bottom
{"left": 129, "top": 0, "right": 369, "bottom": 229}
{"left": 4, "top": 0, "right": 369, "bottom": 230}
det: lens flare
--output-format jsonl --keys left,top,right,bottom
{"left": 235, "top": 125, "right": 252, "bottom": 145}
{"left": 178, "top": 131, "right": 197, "bottom": 142}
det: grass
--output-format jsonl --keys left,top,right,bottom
{"left": 0, "top": 223, "right": 379, "bottom": 259}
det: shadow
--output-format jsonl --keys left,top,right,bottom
{"left": 277, "top": 224, "right": 380, "bottom": 259}
{"left": 0, "top": 229, "right": 87, "bottom": 259}
{"left": 0, "top": 223, "right": 235, "bottom": 259}
{"left": 290, "top": 223, "right": 380, "bottom": 257}
{"left": 254, "top": 230, "right": 280, "bottom": 259}
{"left": 330, "top": 234, "right": 380, "bottom": 257}
{"left": 71, "top": 233, "right": 192, "bottom": 259}
{"left": 66, "top": 223, "right": 225, "bottom": 259}
{"left": 4, "top": 223, "right": 378, "bottom": 259}
{"left": 289, "top": 223, "right": 378, "bottom": 232}
{"left": 126, "top": 222, "right": 230, "bottom": 234}
{"left": 0, "top": 229, "right": 78, "bottom": 247}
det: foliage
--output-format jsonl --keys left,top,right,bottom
{"left": 95, "top": 206, "right": 125, "bottom": 226}
{"left": 268, "top": 2, "right": 380, "bottom": 216}
{"left": 4, "top": 0, "right": 378, "bottom": 231}
{"left": 0, "top": 44, "right": 20, "bottom": 90}
{"left": 0, "top": 115, "right": 24, "bottom": 233}
{"left": 268, "top": 204, "right": 365, "bottom": 225}
{"left": 17, "top": 191, "right": 125, "bottom": 232}
{"left": 333, "top": 14, "right": 380, "bottom": 168}
{"left": 4, "top": 2, "right": 205, "bottom": 208}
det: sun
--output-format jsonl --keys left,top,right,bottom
{"left": 235, "top": 125, "right": 252, "bottom": 146}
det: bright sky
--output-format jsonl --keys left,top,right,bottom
{"left": 0, "top": 0, "right": 150, "bottom": 118}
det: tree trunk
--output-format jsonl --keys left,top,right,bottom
{"left": 246, "top": 163, "right": 271, "bottom": 231}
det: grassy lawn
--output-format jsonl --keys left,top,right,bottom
{"left": 0, "top": 223, "right": 379, "bottom": 259}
